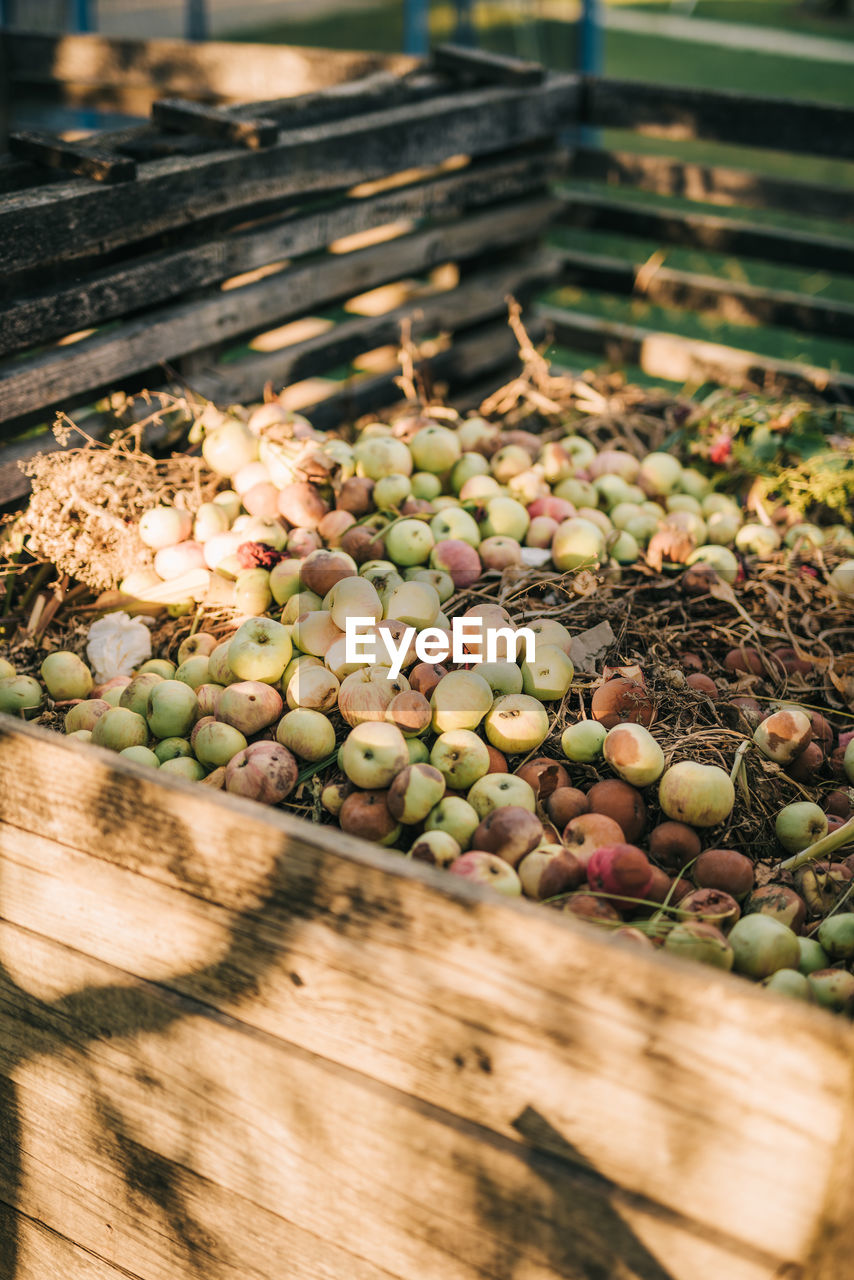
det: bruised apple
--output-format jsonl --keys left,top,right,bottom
{"left": 225, "top": 741, "right": 298, "bottom": 804}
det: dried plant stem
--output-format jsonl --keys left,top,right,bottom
{"left": 779, "top": 817, "right": 854, "bottom": 873}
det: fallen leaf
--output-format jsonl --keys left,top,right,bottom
{"left": 645, "top": 528, "right": 695, "bottom": 572}
{"left": 569, "top": 621, "right": 616, "bottom": 671}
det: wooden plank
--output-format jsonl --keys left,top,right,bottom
{"left": 0, "top": 714, "right": 853, "bottom": 1279}
{"left": 0, "top": 195, "right": 560, "bottom": 425}
{"left": 432, "top": 43, "right": 545, "bottom": 87}
{"left": 8, "top": 131, "right": 137, "bottom": 185}
{"left": 585, "top": 77, "right": 854, "bottom": 160}
{"left": 538, "top": 301, "right": 854, "bottom": 396}
{"left": 0, "top": 912, "right": 751, "bottom": 1280}
{"left": 5, "top": 32, "right": 415, "bottom": 105}
{"left": 151, "top": 100, "right": 278, "bottom": 151}
{"left": 0, "top": 76, "right": 579, "bottom": 277}
{"left": 556, "top": 189, "right": 854, "bottom": 277}
{"left": 1, "top": 148, "right": 564, "bottom": 356}
{"left": 556, "top": 246, "right": 854, "bottom": 341}
{"left": 4, "top": 1211, "right": 149, "bottom": 1280}
{"left": 569, "top": 147, "right": 854, "bottom": 225}
{"left": 190, "top": 251, "right": 560, "bottom": 405}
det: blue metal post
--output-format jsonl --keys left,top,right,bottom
{"left": 403, "top": 0, "right": 429, "bottom": 56}
{"left": 578, "top": 0, "right": 603, "bottom": 75}
{"left": 455, "top": 0, "right": 475, "bottom": 46}
{"left": 185, "top": 0, "right": 209, "bottom": 41}
{"left": 578, "top": 0, "right": 602, "bottom": 144}
{"left": 71, "top": 0, "right": 94, "bottom": 31}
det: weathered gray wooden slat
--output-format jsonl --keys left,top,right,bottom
{"left": 0, "top": 309, "right": 538, "bottom": 510}
{"left": 556, "top": 246, "right": 854, "bottom": 340}
{"left": 0, "top": 76, "right": 579, "bottom": 277}
{"left": 150, "top": 99, "right": 278, "bottom": 150}
{"left": 1, "top": 148, "right": 564, "bottom": 356}
{"left": 0, "top": 714, "right": 852, "bottom": 1280}
{"left": 5, "top": 31, "right": 414, "bottom": 105}
{"left": 585, "top": 77, "right": 854, "bottom": 160}
{"left": 432, "top": 42, "right": 545, "bottom": 87}
{"left": 538, "top": 301, "right": 854, "bottom": 396}
{"left": 190, "top": 252, "right": 559, "bottom": 406}
{"left": 0, "top": 195, "right": 560, "bottom": 425}
{"left": 556, "top": 189, "right": 854, "bottom": 277}
{"left": 8, "top": 130, "right": 138, "bottom": 184}
{"left": 569, "top": 147, "right": 854, "bottom": 225}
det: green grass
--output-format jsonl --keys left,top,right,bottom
{"left": 608, "top": 0, "right": 854, "bottom": 42}
{"left": 225, "top": 3, "right": 854, "bottom": 103}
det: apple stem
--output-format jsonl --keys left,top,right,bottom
{"left": 778, "top": 816, "right": 854, "bottom": 873}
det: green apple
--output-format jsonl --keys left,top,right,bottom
{"left": 479, "top": 496, "right": 529, "bottom": 542}
{"left": 0, "top": 675, "right": 43, "bottom": 719}
{"left": 159, "top": 757, "right": 206, "bottom": 782}
{"left": 387, "top": 763, "right": 446, "bottom": 824}
{"left": 174, "top": 655, "right": 210, "bottom": 690}
{"left": 193, "top": 721, "right": 248, "bottom": 768}
{"left": 177, "top": 633, "right": 218, "bottom": 665}
{"left": 384, "top": 581, "right": 441, "bottom": 630}
{"left": 354, "top": 435, "right": 413, "bottom": 480}
{"left": 385, "top": 519, "right": 435, "bottom": 566}
{"left": 154, "top": 737, "right": 193, "bottom": 763}
{"left": 424, "top": 796, "right": 481, "bottom": 850}
{"left": 430, "top": 729, "right": 491, "bottom": 790}
{"left": 40, "top": 651, "right": 93, "bottom": 700}
{"left": 119, "top": 672, "right": 163, "bottom": 718}
{"left": 561, "top": 720, "right": 607, "bottom": 763}
{"left": 409, "top": 424, "right": 461, "bottom": 473}
{"left": 411, "top": 472, "right": 442, "bottom": 500}
{"left": 603, "top": 723, "right": 665, "bottom": 787}
{"left": 551, "top": 518, "right": 605, "bottom": 571}
{"left": 119, "top": 745, "right": 161, "bottom": 768}
{"left": 775, "top": 802, "right": 827, "bottom": 854}
{"left": 91, "top": 706, "right": 149, "bottom": 751}
{"left": 431, "top": 671, "right": 493, "bottom": 734}
{"left": 451, "top": 452, "right": 489, "bottom": 494}
{"left": 373, "top": 474, "right": 412, "bottom": 509}
{"left": 475, "top": 662, "right": 524, "bottom": 697}
{"left": 228, "top": 616, "right": 293, "bottom": 682}
{"left": 339, "top": 721, "right": 409, "bottom": 789}
{"left": 276, "top": 708, "right": 336, "bottom": 761}
{"left": 138, "top": 658, "right": 177, "bottom": 679}
{"left": 467, "top": 772, "right": 537, "bottom": 818}
{"left": 484, "top": 694, "right": 549, "bottom": 754}
{"left": 430, "top": 507, "right": 481, "bottom": 548}
{"left": 147, "top": 680, "right": 199, "bottom": 739}
{"left": 521, "top": 646, "right": 574, "bottom": 701}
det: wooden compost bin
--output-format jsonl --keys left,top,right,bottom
{"left": 2, "top": 32, "right": 854, "bottom": 1280}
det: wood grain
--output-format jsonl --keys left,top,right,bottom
{"left": 0, "top": 76, "right": 578, "bottom": 277}
{"left": 0, "top": 196, "right": 558, "bottom": 425}
{"left": 0, "top": 714, "right": 852, "bottom": 1280}
{"left": 1, "top": 148, "right": 563, "bottom": 355}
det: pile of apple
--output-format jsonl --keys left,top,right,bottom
{"left": 114, "top": 403, "right": 854, "bottom": 609}
{"left": 4, "top": 397, "right": 854, "bottom": 1009}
